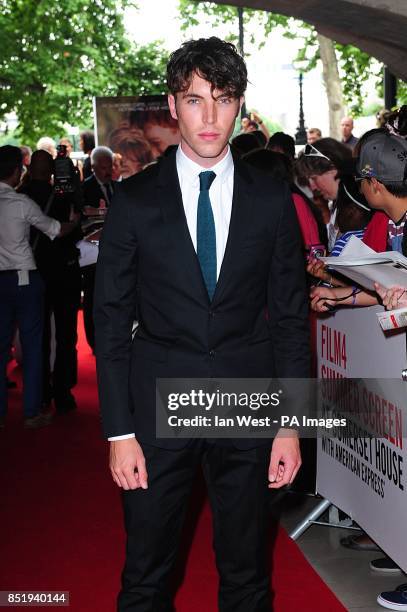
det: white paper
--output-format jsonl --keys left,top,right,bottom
{"left": 320, "top": 236, "right": 407, "bottom": 291}
{"left": 77, "top": 240, "right": 99, "bottom": 267}
{"left": 377, "top": 306, "right": 407, "bottom": 330}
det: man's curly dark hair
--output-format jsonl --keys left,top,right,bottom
{"left": 167, "top": 37, "right": 247, "bottom": 99}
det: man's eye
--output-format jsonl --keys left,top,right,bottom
{"left": 218, "top": 98, "right": 231, "bottom": 104}
{"left": 188, "top": 98, "right": 199, "bottom": 104}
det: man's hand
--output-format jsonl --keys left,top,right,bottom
{"left": 268, "top": 429, "right": 301, "bottom": 489}
{"left": 374, "top": 282, "right": 407, "bottom": 310}
{"left": 109, "top": 438, "right": 148, "bottom": 491}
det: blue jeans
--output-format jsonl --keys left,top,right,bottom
{"left": 0, "top": 271, "right": 44, "bottom": 417}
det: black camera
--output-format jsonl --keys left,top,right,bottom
{"left": 54, "top": 144, "right": 75, "bottom": 194}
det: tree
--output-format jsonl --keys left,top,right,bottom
{"left": 0, "top": 0, "right": 169, "bottom": 145}
{"left": 178, "top": 0, "right": 386, "bottom": 135}
{"left": 316, "top": 35, "right": 344, "bottom": 140}
{"left": 295, "top": 25, "right": 380, "bottom": 117}
{"left": 179, "top": 0, "right": 290, "bottom": 48}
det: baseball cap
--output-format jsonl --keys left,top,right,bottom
{"left": 357, "top": 131, "right": 407, "bottom": 184}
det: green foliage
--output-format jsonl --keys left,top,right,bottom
{"left": 178, "top": 0, "right": 382, "bottom": 117}
{"left": 178, "top": 0, "right": 291, "bottom": 50}
{"left": 0, "top": 129, "right": 19, "bottom": 146}
{"left": 397, "top": 80, "right": 407, "bottom": 106}
{"left": 0, "top": 0, "right": 168, "bottom": 146}
{"left": 291, "top": 24, "right": 381, "bottom": 115}
{"left": 360, "top": 101, "right": 382, "bottom": 117}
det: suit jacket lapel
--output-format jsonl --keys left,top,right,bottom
{"left": 212, "top": 158, "right": 253, "bottom": 305}
{"left": 157, "top": 153, "right": 210, "bottom": 304}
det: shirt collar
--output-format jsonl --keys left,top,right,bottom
{"left": 176, "top": 144, "right": 233, "bottom": 187}
{"left": 94, "top": 175, "right": 105, "bottom": 188}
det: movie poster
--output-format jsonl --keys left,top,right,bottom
{"left": 93, "top": 95, "right": 180, "bottom": 179}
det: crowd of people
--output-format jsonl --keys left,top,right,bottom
{"left": 1, "top": 33, "right": 407, "bottom": 608}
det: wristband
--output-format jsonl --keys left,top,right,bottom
{"left": 351, "top": 286, "right": 359, "bottom": 306}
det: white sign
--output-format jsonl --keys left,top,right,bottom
{"left": 316, "top": 306, "right": 407, "bottom": 571}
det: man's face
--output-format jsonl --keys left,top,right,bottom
{"left": 168, "top": 73, "right": 243, "bottom": 168}
{"left": 341, "top": 119, "right": 353, "bottom": 140}
{"left": 307, "top": 131, "right": 319, "bottom": 145}
{"left": 143, "top": 123, "right": 180, "bottom": 158}
{"left": 93, "top": 156, "right": 113, "bottom": 183}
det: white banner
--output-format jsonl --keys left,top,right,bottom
{"left": 316, "top": 306, "right": 407, "bottom": 571}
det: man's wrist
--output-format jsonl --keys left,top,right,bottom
{"left": 108, "top": 433, "right": 135, "bottom": 441}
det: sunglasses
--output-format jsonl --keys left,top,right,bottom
{"left": 304, "top": 143, "right": 332, "bottom": 162}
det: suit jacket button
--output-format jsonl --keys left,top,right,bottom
{"left": 209, "top": 310, "right": 215, "bottom": 318}
{"left": 209, "top": 350, "right": 215, "bottom": 357}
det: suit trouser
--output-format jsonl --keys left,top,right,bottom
{"left": 118, "top": 440, "right": 272, "bottom": 612}
{"left": 0, "top": 270, "right": 44, "bottom": 417}
{"left": 81, "top": 264, "right": 96, "bottom": 351}
{"left": 41, "top": 263, "right": 81, "bottom": 402}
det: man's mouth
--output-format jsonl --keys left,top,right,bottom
{"left": 198, "top": 132, "right": 220, "bottom": 141}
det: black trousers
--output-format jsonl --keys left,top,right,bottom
{"left": 41, "top": 263, "right": 81, "bottom": 401}
{"left": 81, "top": 264, "right": 96, "bottom": 351}
{"left": 118, "top": 441, "right": 272, "bottom": 612}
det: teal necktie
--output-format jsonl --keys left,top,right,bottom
{"left": 197, "top": 171, "right": 217, "bottom": 300}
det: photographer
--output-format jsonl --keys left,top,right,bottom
{"left": 19, "top": 148, "right": 83, "bottom": 414}
{"left": 0, "top": 145, "right": 76, "bottom": 429}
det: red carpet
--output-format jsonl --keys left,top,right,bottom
{"left": 1, "top": 314, "right": 346, "bottom": 611}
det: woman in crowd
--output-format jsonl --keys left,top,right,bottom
{"left": 296, "top": 138, "right": 354, "bottom": 252}
{"left": 242, "top": 148, "right": 327, "bottom": 254}
{"left": 310, "top": 115, "right": 407, "bottom": 314}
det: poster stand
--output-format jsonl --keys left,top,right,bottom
{"left": 289, "top": 498, "right": 360, "bottom": 541}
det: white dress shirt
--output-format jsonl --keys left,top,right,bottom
{"left": 176, "top": 144, "right": 234, "bottom": 279}
{"left": 0, "top": 182, "right": 60, "bottom": 271}
{"left": 108, "top": 145, "right": 235, "bottom": 441}
{"left": 95, "top": 175, "right": 113, "bottom": 205}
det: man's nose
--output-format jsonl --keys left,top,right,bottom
{"left": 203, "top": 101, "right": 216, "bottom": 125}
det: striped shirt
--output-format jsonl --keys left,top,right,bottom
{"left": 331, "top": 229, "right": 365, "bottom": 257}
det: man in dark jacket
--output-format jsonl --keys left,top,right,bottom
{"left": 94, "top": 37, "right": 310, "bottom": 611}
{"left": 20, "top": 150, "right": 82, "bottom": 413}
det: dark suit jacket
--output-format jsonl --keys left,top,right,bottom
{"left": 94, "top": 150, "right": 310, "bottom": 448}
{"left": 83, "top": 174, "right": 113, "bottom": 208}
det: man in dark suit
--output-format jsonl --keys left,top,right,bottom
{"left": 94, "top": 37, "right": 310, "bottom": 611}
{"left": 82, "top": 146, "right": 114, "bottom": 350}
{"left": 82, "top": 146, "right": 114, "bottom": 210}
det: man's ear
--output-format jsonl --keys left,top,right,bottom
{"left": 371, "top": 178, "right": 383, "bottom": 194}
{"left": 168, "top": 94, "right": 178, "bottom": 121}
{"left": 12, "top": 166, "right": 22, "bottom": 186}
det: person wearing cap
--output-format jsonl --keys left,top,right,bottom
{"left": 310, "top": 128, "right": 407, "bottom": 314}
